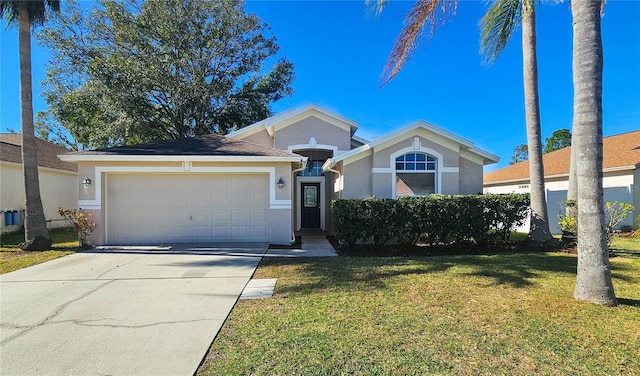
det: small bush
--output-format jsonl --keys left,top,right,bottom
{"left": 331, "top": 194, "right": 530, "bottom": 250}
{"left": 58, "top": 207, "right": 97, "bottom": 247}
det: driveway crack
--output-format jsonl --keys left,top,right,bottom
{"left": 96, "top": 254, "right": 147, "bottom": 279}
{"left": 1, "top": 280, "right": 115, "bottom": 346}
{"left": 50, "top": 318, "right": 219, "bottom": 329}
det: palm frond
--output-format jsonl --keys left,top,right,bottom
{"left": 479, "top": 0, "right": 522, "bottom": 66}
{"left": 0, "top": 0, "right": 60, "bottom": 28}
{"left": 380, "top": 0, "right": 458, "bottom": 86}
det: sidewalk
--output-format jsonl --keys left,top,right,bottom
{"left": 264, "top": 233, "right": 338, "bottom": 257}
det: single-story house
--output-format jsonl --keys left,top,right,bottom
{"left": 0, "top": 133, "right": 78, "bottom": 233}
{"left": 59, "top": 104, "right": 499, "bottom": 245}
{"left": 483, "top": 130, "right": 640, "bottom": 234}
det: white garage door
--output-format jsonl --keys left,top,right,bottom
{"left": 106, "top": 174, "right": 270, "bottom": 244}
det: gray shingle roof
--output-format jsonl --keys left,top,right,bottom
{"left": 65, "top": 133, "right": 299, "bottom": 158}
{"left": 0, "top": 134, "right": 77, "bottom": 172}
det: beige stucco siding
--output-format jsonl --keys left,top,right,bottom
{"left": 274, "top": 116, "right": 351, "bottom": 151}
{"left": 372, "top": 173, "right": 393, "bottom": 198}
{"left": 341, "top": 156, "right": 373, "bottom": 198}
{"left": 235, "top": 128, "right": 274, "bottom": 148}
{"left": 459, "top": 156, "right": 483, "bottom": 194}
{"left": 1, "top": 162, "right": 77, "bottom": 232}
{"left": 372, "top": 135, "right": 460, "bottom": 169}
{"left": 440, "top": 172, "right": 460, "bottom": 195}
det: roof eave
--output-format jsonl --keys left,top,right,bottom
{"left": 58, "top": 154, "right": 305, "bottom": 163}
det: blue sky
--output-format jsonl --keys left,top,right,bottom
{"left": 1, "top": 0, "right": 639, "bottom": 171}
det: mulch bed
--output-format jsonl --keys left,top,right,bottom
{"left": 327, "top": 235, "right": 563, "bottom": 257}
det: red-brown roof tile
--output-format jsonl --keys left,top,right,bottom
{"left": 484, "top": 130, "right": 640, "bottom": 184}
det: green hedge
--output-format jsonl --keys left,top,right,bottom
{"left": 331, "top": 194, "right": 530, "bottom": 249}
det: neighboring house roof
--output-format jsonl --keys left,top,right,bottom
{"left": 0, "top": 133, "right": 77, "bottom": 172}
{"left": 59, "top": 133, "right": 305, "bottom": 163}
{"left": 327, "top": 120, "right": 500, "bottom": 167}
{"left": 484, "top": 129, "right": 640, "bottom": 185}
{"left": 227, "top": 103, "right": 360, "bottom": 139}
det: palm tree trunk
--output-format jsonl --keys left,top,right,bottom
{"left": 521, "top": 2, "right": 551, "bottom": 242}
{"left": 571, "top": 0, "right": 617, "bottom": 306}
{"left": 18, "top": 5, "right": 51, "bottom": 250}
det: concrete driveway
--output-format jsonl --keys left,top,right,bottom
{"left": 0, "top": 243, "right": 267, "bottom": 376}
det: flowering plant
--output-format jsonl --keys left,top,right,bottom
{"left": 58, "top": 207, "right": 97, "bottom": 247}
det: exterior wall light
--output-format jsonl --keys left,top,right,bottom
{"left": 82, "top": 177, "right": 92, "bottom": 189}
{"left": 277, "top": 177, "right": 285, "bottom": 188}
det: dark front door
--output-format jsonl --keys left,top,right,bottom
{"left": 301, "top": 183, "right": 321, "bottom": 228}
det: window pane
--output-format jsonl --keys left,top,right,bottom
{"left": 427, "top": 162, "right": 436, "bottom": 170}
{"left": 396, "top": 163, "right": 404, "bottom": 170}
{"left": 416, "top": 162, "right": 426, "bottom": 170}
{"left": 406, "top": 163, "right": 415, "bottom": 170}
{"left": 427, "top": 155, "right": 435, "bottom": 162}
{"left": 396, "top": 155, "right": 404, "bottom": 162}
{"left": 407, "top": 153, "right": 416, "bottom": 161}
{"left": 396, "top": 173, "right": 435, "bottom": 196}
{"left": 416, "top": 153, "right": 426, "bottom": 161}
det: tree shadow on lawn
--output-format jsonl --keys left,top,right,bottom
{"left": 617, "top": 298, "right": 640, "bottom": 307}
{"left": 262, "top": 252, "right": 581, "bottom": 295}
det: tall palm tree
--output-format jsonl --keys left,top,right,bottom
{"left": 1, "top": 0, "right": 60, "bottom": 250}
{"left": 373, "top": 0, "right": 552, "bottom": 242}
{"left": 480, "top": 0, "right": 551, "bottom": 242}
{"left": 570, "top": 0, "right": 617, "bottom": 306}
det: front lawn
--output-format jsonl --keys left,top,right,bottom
{"left": 198, "top": 253, "right": 640, "bottom": 375}
{"left": 0, "top": 228, "right": 83, "bottom": 274}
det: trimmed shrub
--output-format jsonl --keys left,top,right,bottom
{"left": 331, "top": 194, "right": 530, "bottom": 249}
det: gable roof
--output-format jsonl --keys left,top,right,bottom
{"left": 59, "top": 133, "right": 304, "bottom": 162}
{"left": 0, "top": 133, "right": 77, "bottom": 172}
{"left": 328, "top": 120, "right": 500, "bottom": 166}
{"left": 227, "top": 104, "right": 360, "bottom": 139}
{"left": 484, "top": 129, "right": 640, "bottom": 185}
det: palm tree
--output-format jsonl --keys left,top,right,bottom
{"left": 480, "top": 0, "right": 551, "bottom": 242}
{"left": 570, "top": 0, "right": 617, "bottom": 306}
{"left": 1, "top": 0, "right": 60, "bottom": 250}
{"left": 373, "top": 0, "right": 552, "bottom": 242}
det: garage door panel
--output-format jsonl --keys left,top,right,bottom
{"left": 251, "top": 209, "right": 268, "bottom": 222}
{"left": 152, "top": 191, "right": 172, "bottom": 206}
{"left": 172, "top": 227, "right": 193, "bottom": 239}
{"left": 252, "top": 193, "right": 268, "bottom": 206}
{"left": 192, "top": 209, "right": 211, "bottom": 222}
{"left": 231, "top": 210, "right": 249, "bottom": 223}
{"left": 212, "top": 209, "right": 230, "bottom": 223}
{"left": 172, "top": 194, "right": 189, "bottom": 207}
{"left": 212, "top": 225, "right": 230, "bottom": 238}
{"left": 212, "top": 193, "right": 230, "bottom": 207}
{"left": 192, "top": 192, "right": 212, "bottom": 207}
{"left": 250, "top": 226, "right": 268, "bottom": 238}
{"left": 107, "top": 173, "right": 271, "bottom": 244}
{"left": 231, "top": 193, "right": 249, "bottom": 207}
{"left": 192, "top": 226, "right": 211, "bottom": 238}
{"left": 231, "top": 226, "right": 248, "bottom": 238}
{"left": 149, "top": 208, "right": 172, "bottom": 224}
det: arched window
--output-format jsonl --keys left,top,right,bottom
{"left": 395, "top": 153, "right": 437, "bottom": 196}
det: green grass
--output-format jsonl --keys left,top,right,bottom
{"left": 0, "top": 228, "right": 82, "bottom": 274}
{"left": 610, "top": 235, "right": 640, "bottom": 257}
{"left": 198, "top": 253, "right": 640, "bottom": 375}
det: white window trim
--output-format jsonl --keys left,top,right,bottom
{"left": 390, "top": 146, "right": 444, "bottom": 197}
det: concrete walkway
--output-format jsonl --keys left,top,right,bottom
{"left": 264, "top": 233, "right": 338, "bottom": 257}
